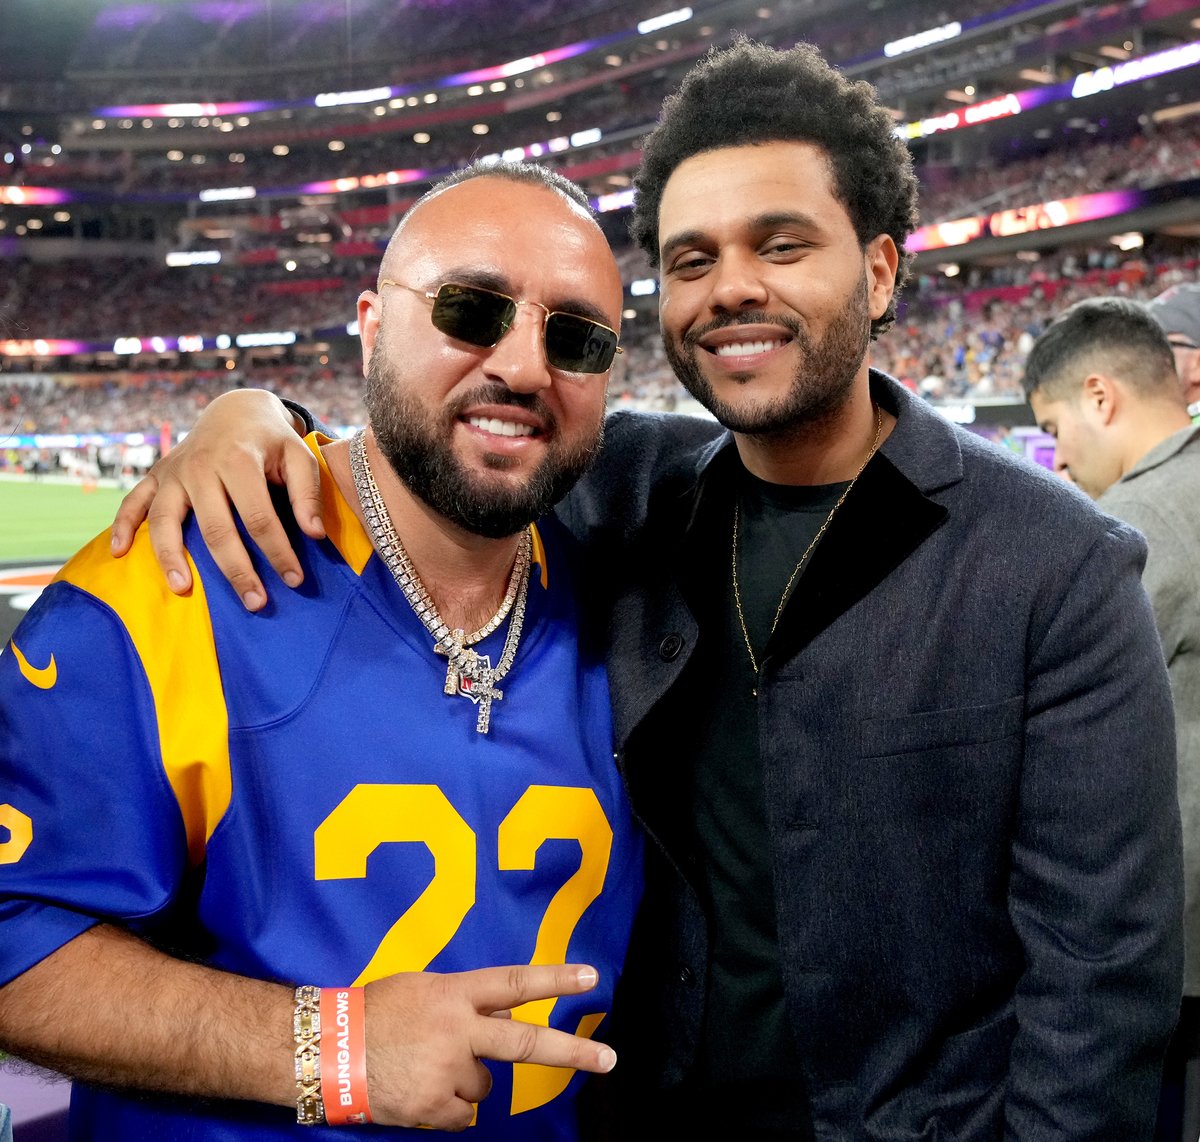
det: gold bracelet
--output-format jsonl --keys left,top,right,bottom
{"left": 293, "top": 985, "right": 325, "bottom": 1126}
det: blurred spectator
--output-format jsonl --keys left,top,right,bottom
{"left": 1146, "top": 283, "right": 1200, "bottom": 422}
{"left": 1023, "top": 298, "right": 1200, "bottom": 1142}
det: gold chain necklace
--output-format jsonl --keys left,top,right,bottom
{"left": 732, "top": 403, "right": 883, "bottom": 684}
{"left": 349, "top": 429, "right": 531, "bottom": 734}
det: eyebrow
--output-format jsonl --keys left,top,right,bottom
{"left": 434, "top": 265, "right": 615, "bottom": 327}
{"left": 659, "top": 210, "right": 825, "bottom": 262}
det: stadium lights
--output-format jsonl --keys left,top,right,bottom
{"left": 1111, "top": 232, "right": 1144, "bottom": 251}
{"left": 884, "top": 21, "right": 962, "bottom": 59}
{"left": 1153, "top": 100, "right": 1200, "bottom": 122}
{"left": 198, "top": 187, "right": 256, "bottom": 203}
{"left": 596, "top": 187, "right": 636, "bottom": 213}
{"left": 1072, "top": 40, "right": 1200, "bottom": 98}
{"left": 236, "top": 332, "right": 297, "bottom": 348}
{"left": 314, "top": 86, "right": 391, "bottom": 108}
{"left": 165, "top": 251, "right": 221, "bottom": 267}
{"left": 637, "top": 8, "right": 692, "bottom": 35}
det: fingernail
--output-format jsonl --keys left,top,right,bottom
{"left": 598, "top": 1048, "right": 617, "bottom": 1072}
{"left": 167, "top": 570, "right": 186, "bottom": 591}
{"left": 309, "top": 517, "right": 326, "bottom": 538}
{"left": 576, "top": 967, "right": 598, "bottom": 989}
{"left": 243, "top": 590, "right": 265, "bottom": 610}
{"left": 283, "top": 572, "right": 301, "bottom": 588}
{"left": 109, "top": 531, "right": 123, "bottom": 552}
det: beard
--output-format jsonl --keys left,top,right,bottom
{"left": 663, "top": 269, "right": 872, "bottom": 437}
{"left": 363, "top": 347, "right": 603, "bottom": 539}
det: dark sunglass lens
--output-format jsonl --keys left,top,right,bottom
{"left": 432, "top": 285, "right": 514, "bottom": 348}
{"left": 545, "top": 313, "right": 617, "bottom": 373}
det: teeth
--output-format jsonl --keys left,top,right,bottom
{"left": 715, "top": 339, "right": 786, "bottom": 357}
{"left": 466, "top": 416, "right": 536, "bottom": 437}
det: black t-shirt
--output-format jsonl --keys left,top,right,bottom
{"left": 665, "top": 468, "right": 847, "bottom": 1134}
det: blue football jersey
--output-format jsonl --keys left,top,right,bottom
{"left": 0, "top": 437, "right": 642, "bottom": 1140}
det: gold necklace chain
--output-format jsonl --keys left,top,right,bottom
{"left": 349, "top": 429, "right": 531, "bottom": 734}
{"left": 732, "top": 403, "right": 883, "bottom": 680}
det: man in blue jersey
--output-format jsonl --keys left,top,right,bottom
{"left": 0, "top": 161, "right": 643, "bottom": 1139}
{"left": 107, "top": 40, "right": 1181, "bottom": 1140}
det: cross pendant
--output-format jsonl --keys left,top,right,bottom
{"left": 434, "top": 629, "right": 469, "bottom": 695}
{"left": 458, "top": 664, "right": 502, "bottom": 734}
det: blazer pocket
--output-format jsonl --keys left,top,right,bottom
{"left": 860, "top": 695, "right": 1024, "bottom": 759}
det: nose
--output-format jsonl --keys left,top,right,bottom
{"left": 707, "top": 249, "right": 770, "bottom": 313}
{"left": 482, "top": 302, "right": 553, "bottom": 393}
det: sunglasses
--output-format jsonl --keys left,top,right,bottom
{"left": 379, "top": 280, "right": 622, "bottom": 375}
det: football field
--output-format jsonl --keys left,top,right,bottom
{"left": 0, "top": 476, "right": 126, "bottom": 562}
{"left": 0, "top": 477, "right": 128, "bottom": 645}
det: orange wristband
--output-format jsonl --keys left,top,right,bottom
{"left": 319, "top": 986, "right": 372, "bottom": 1126}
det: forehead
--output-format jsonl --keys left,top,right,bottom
{"left": 390, "top": 177, "right": 621, "bottom": 317}
{"left": 657, "top": 141, "right": 850, "bottom": 247}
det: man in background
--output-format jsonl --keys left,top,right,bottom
{"left": 1025, "top": 295, "right": 1200, "bottom": 1141}
{"left": 1147, "top": 282, "right": 1200, "bottom": 423}
{"left": 0, "top": 162, "right": 640, "bottom": 1139}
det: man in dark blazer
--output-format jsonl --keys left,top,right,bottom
{"left": 111, "top": 40, "right": 1182, "bottom": 1141}
{"left": 560, "top": 41, "right": 1180, "bottom": 1137}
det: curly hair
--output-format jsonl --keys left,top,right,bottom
{"left": 631, "top": 38, "right": 919, "bottom": 336}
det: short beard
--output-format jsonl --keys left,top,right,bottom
{"left": 364, "top": 349, "right": 602, "bottom": 538}
{"left": 663, "top": 270, "right": 872, "bottom": 438}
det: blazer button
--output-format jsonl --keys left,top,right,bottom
{"left": 659, "top": 633, "right": 684, "bottom": 661}
{"left": 678, "top": 964, "right": 695, "bottom": 985}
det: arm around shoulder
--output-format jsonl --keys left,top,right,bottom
{"left": 110, "top": 389, "right": 324, "bottom": 611}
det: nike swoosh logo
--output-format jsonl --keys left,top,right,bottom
{"left": 9, "top": 642, "right": 57, "bottom": 690}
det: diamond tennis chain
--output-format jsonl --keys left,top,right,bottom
{"left": 348, "top": 429, "right": 531, "bottom": 734}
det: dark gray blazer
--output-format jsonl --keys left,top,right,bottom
{"left": 559, "top": 372, "right": 1183, "bottom": 1140}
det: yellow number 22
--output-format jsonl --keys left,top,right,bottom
{"left": 313, "top": 782, "right": 614, "bottom": 1117}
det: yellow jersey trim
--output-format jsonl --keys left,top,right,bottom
{"left": 55, "top": 530, "right": 228, "bottom": 868}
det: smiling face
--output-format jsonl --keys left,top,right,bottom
{"left": 656, "top": 142, "right": 897, "bottom": 437}
{"left": 357, "top": 175, "right": 622, "bottom": 537}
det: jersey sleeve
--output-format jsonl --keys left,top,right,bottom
{"left": 0, "top": 548, "right": 202, "bottom": 986}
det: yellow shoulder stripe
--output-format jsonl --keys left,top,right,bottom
{"left": 530, "top": 523, "right": 549, "bottom": 590}
{"left": 55, "top": 529, "right": 228, "bottom": 867}
{"left": 309, "top": 433, "right": 374, "bottom": 575}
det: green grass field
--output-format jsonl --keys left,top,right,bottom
{"left": 0, "top": 478, "right": 128, "bottom": 562}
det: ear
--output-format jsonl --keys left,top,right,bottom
{"left": 1082, "top": 372, "right": 1119, "bottom": 426}
{"left": 865, "top": 235, "right": 899, "bottom": 321}
{"left": 357, "top": 290, "right": 381, "bottom": 378}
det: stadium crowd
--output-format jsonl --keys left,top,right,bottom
{"left": 5, "top": 251, "right": 1198, "bottom": 444}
